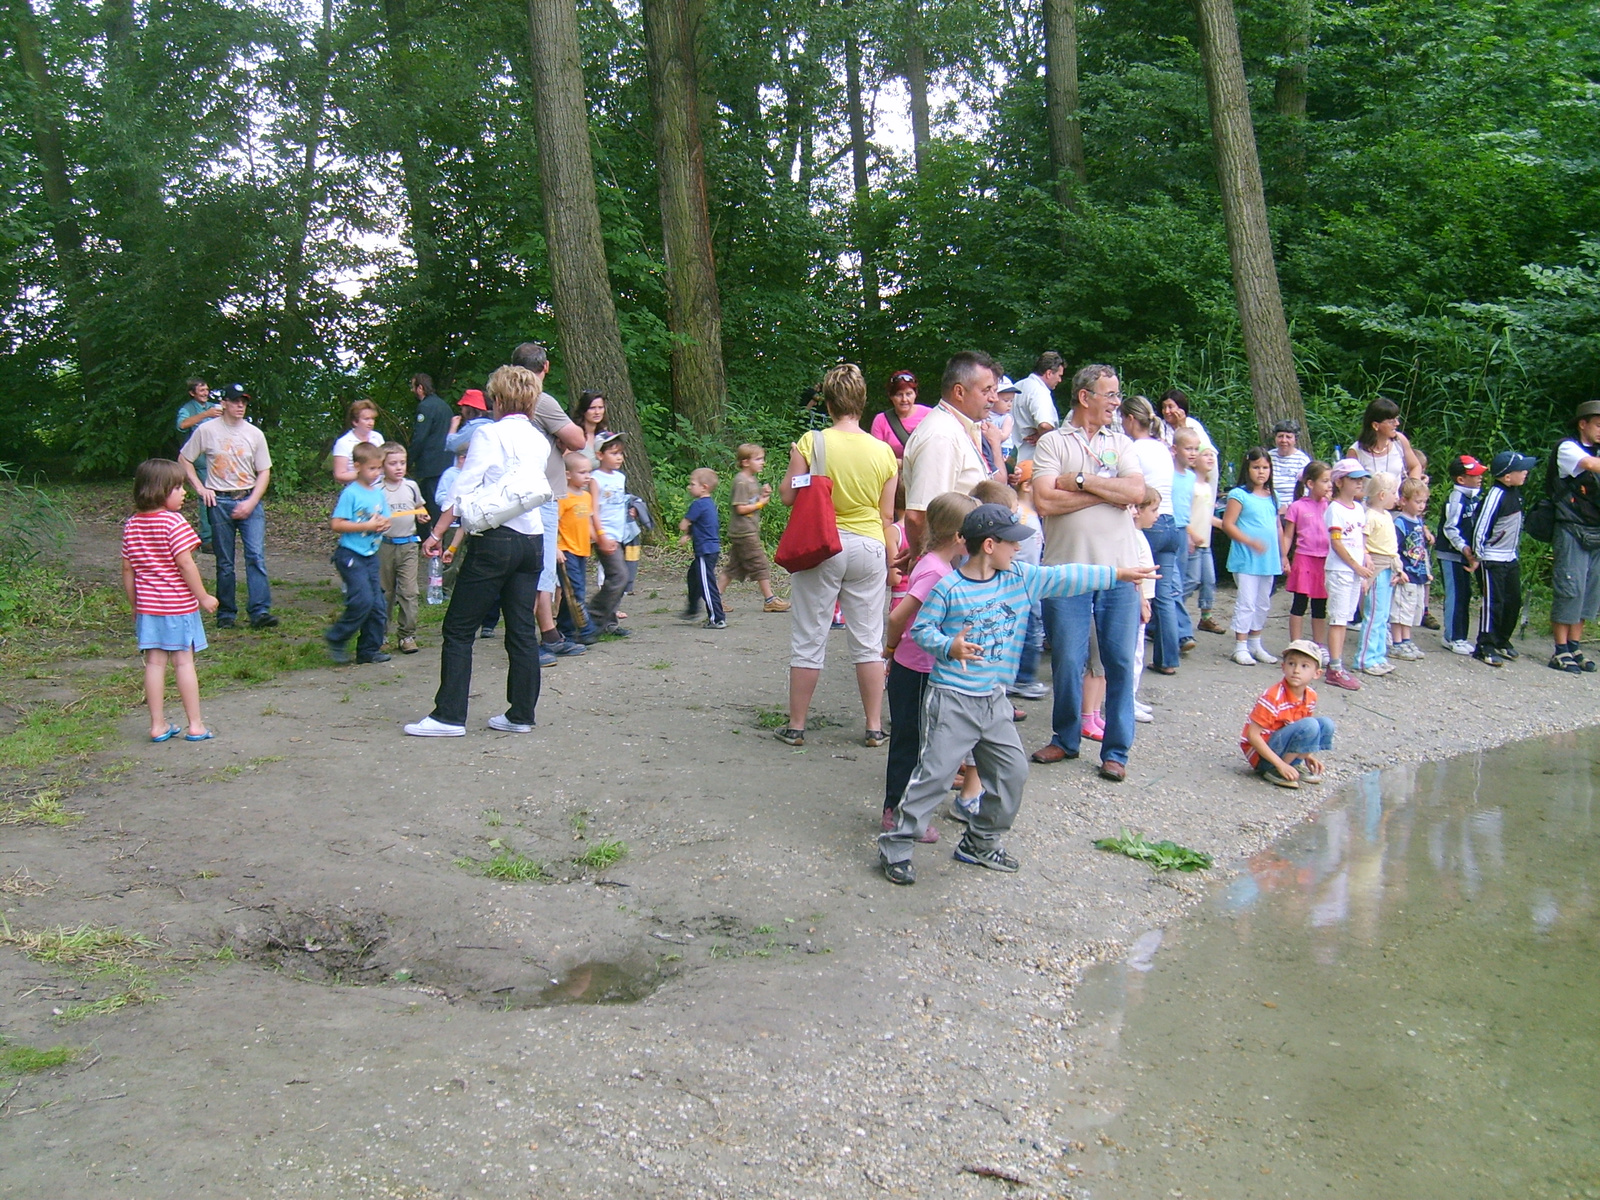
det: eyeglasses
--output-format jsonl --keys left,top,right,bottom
{"left": 1091, "top": 390, "right": 1123, "bottom": 402}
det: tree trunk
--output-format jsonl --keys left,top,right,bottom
{"left": 7, "top": 0, "right": 105, "bottom": 391}
{"left": 1193, "top": 0, "right": 1305, "bottom": 439}
{"left": 1273, "top": 0, "right": 1310, "bottom": 191}
{"left": 282, "top": 0, "right": 335, "bottom": 343}
{"left": 1042, "top": 0, "right": 1086, "bottom": 207}
{"left": 642, "top": 0, "right": 727, "bottom": 435}
{"left": 525, "top": 0, "right": 655, "bottom": 512}
{"left": 902, "top": 0, "right": 930, "bottom": 175}
{"left": 844, "top": 32, "right": 879, "bottom": 354}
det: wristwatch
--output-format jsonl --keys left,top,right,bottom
{"left": 1075, "top": 472, "right": 1086, "bottom": 492}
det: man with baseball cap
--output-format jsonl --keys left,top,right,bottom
{"left": 1548, "top": 399, "right": 1600, "bottom": 672}
{"left": 179, "top": 383, "right": 277, "bottom": 629}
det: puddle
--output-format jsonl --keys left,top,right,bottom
{"left": 535, "top": 960, "right": 662, "bottom": 1006}
{"left": 1056, "top": 729, "right": 1599, "bottom": 1198}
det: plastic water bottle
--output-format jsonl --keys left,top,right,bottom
{"left": 1333, "top": 443, "right": 1343, "bottom": 461}
{"left": 426, "top": 554, "right": 444, "bottom": 605}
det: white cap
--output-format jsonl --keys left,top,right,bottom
{"left": 997, "top": 376, "right": 1021, "bottom": 394}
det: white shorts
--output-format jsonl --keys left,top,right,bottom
{"left": 787, "top": 531, "right": 887, "bottom": 670}
{"left": 1390, "top": 580, "right": 1427, "bottom": 626}
{"left": 1326, "top": 570, "right": 1362, "bottom": 627}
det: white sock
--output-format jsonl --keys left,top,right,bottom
{"left": 1247, "top": 636, "right": 1266, "bottom": 654}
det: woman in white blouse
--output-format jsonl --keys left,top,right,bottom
{"left": 330, "top": 399, "right": 384, "bottom": 484}
{"left": 407, "top": 365, "right": 551, "bottom": 737}
{"left": 1124, "top": 394, "right": 1187, "bottom": 674}
{"left": 1158, "top": 388, "right": 1217, "bottom": 454}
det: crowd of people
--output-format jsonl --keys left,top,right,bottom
{"left": 121, "top": 350, "right": 1600, "bottom": 883}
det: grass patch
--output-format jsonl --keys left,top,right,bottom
{"left": 1093, "top": 829, "right": 1214, "bottom": 873}
{"left": 649, "top": 660, "right": 672, "bottom": 670}
{"left": 574, "top": 838, "right": 627, "bottom": 870}
{"left": 204, "top": 754, "right": 285, "bottom": 783}
{"left": 0, "top": 778, "right": 82, "bottom": 826}
{"left": 0, "top": 1041, "right": 77, "bottom": 1074}
{"left": 56, "top": 989, "right": 161, "bottom": 1021}
{"left": 0, "top": 919, "right": 169, "bottom": 1022}
{"left": 481, "top": 808, "right": 503, "bottom": 827}
{"left": 754, "top": 707, "right": 835, "bottom": 730}
{"left": 455, "top": 850, "right": 548, "bottom": 882}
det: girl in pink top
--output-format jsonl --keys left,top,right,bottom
{"left": 1280, "top": 461, "right": 1332, "bottom": 646}
{"left": 122, "top": 459, "right": 219, "bottom": 742}
{"left": 879, "top": 492, "right": 979, "bottom": 838}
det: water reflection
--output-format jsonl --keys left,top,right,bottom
{"left": 1054, "top": 730, "right": 1599, "bottom": 1199}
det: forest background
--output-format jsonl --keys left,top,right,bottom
{"left": 2, "top": 0, "right": 1598, "bottom": 531}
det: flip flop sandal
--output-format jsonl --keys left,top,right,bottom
{"left": 184, "top": 729, "right": 215, "bottom": 742}
{"left": 151, "top": 724, "right": 181, "bottom": 743}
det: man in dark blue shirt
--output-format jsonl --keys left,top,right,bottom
{"left": 408, "top": 373, "right": 454, "bottom": 522}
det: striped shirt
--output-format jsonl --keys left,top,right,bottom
{"left": 911, "top": 561, "right": 1118, "bottom": 696}
{"left": 1241, "top": 679, "right": 1318, "bottom": 766}
{"left": 122, "top": 510, "right": 202, "bottom": 615}
{"left": 1270, "top": 448, "right": 1311, "bottom": 511}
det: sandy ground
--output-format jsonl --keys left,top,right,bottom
{"left": 3, "top": 518, "right": 1599, "bottom": 1198}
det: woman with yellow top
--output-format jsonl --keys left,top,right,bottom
{"left": 775, "top": 363, "right": 899, "bottom": 749}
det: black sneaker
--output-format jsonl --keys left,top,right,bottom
{"left": 678, "top": 609, "right": 699, "bottom": 621}
{"left": 1420, "top": 611, "right": 1441, "bottom": 630}
{"left": 357, "top": 652, "right": 391, "bottom": 664}
{"left": 325, "top": 641, "right": 352, "bottom": 665}
{"left": 250, "top": 614, "right": 280, "bottom": 629}
{"left": 1498, "top": 644, "right": 1520, "bottom": 661}
{"left": 952, "top": 841, "right": 1020, "bottom": 873}
{"left": 1473, "top": 647, "right": 1505, "bottom": 667}
{"left": 199, "top": 542, "right": 214, "bottom": 555}
{"left": 215, "top": 617, "right": 237, "bottom": 629}
{"left": 601, "top": 625, "right": 633, "bottom": 638}
{"left": 881, "top": 858, "right": 915, "bottom": 886}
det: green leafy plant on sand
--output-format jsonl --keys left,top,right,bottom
{"left": 574, "top": 838, "right": 627, "bottom": 870}
{"left": 0, "top": 1040, "right": 77, "bottom": 1074}
{"left": 1094, "top": 830, "right": 1214, "bottom": 873}
{"left": 455, "top": 850, "right": 548, "bottom": 882}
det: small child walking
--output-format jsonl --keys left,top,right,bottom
{"left": 1190, "top": 445, "right": 1222, "bottom": 634}
{"left": 720, "top": 444, "right": 789, "bottom": 612}
{"left": 1436, "top": 454, "right": 1487, "bottom": 655}
{"left": 378, "top": 442, "right": 425, "bottom": 654}
{"left": 679, "top": 467, "right": 726, "bottom": 628}
{"left": 325, "top": 441, "right": 392, "bottom": 665}
{"left": 1390, "top": 477, "right": 1433, "bottom": 659}
{"left": 1241, "top": 639, "right": 1335, "bottom": 789}
{"left": 123, "top": 458, "right": 219, "bottom": 741}
{"left": 1322, "top": 459, "right": 1374, "bottom": 690}
{"left": 1280, "top": 461, "right": 1331, "bottom": 646}
{"left": 1470, "top": 450, "right": 1536, "bottom": 666}
{"left": 1355, "top": 472, "right": 1401, "bottom": 676}
{"left": 1222, "top": 447, "right": 1283, "bottom": 666}
{"left": 878, "top": 504, "right": 1155, "bottom": 885}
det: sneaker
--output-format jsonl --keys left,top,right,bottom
{"left": 1133, "top": 700, "right": 1154, "bottom": 723}
{"left": 774, "top": 727, "right": 804, "bottom": 747}
{"left": 356, "top": 652, "right": 391, "bottom": 664}
{"left": 1232, "top": 646, "right": 1256, "bottom": 666}
{"left": 1473, "top": 647, "right": 1505, "bottom": 668}
{"left": 945, "top": 798, "right": 978, "bottom": 824}
{"left": 704, "top": 619, "right": 727, "bottom": 629}
{"left": 549, "top": 638, "right": 587, "bottom": 656}
{"left": 538, "top": 647, "right": 557, "bottom": 668}
{"left": 1081, "top": 710, "right": 1105, "bottom": 741}
{"left": 1198, "top": 616, "right": 1226, "bottom": 635}
{"left": 215, "top": 617, "right": 237, "bottom": 629}
{"left": 479, "top": 627, "right": 497, "bottom": 639}
{"left": 1361, "top": 661, "right": 1394, "bottom": 676}
{"left": 601, "top": 625, "right": 633, "bottom": 638}
{"left": 1251, "top": 645, "right": 1279, "bottom": 665}
{"left": 952, "top": 841, "right": 1020, "bottom": 873}
{"left": 1179, "top": 637, "right": 1197, "bottom": 654}
{"left": 1007, "top": 680, "right": 1050, "bottom": 701}
{"left": 487, "top": 713, "right": 535, "bottom": 733}
{"left": 249, "top": 614, "right": 280, "bottom": 629}
{"left": 1498, "top": 644, "right": 1520, "bottom": 661}
{"left": 678, "top": 609, "right": 700, "bottom": 621}
{"left": 763, "top": 596, "right": 791, "bottom": 613}
{"left": 1299, "top": 764, "right": 1324, "bottom": 784}
{"left": 574, "top": 630, "right": 601, "bottom": 645}
{"left": 1325, "top": 665, "right": 1362, "bottom": 691}
{"left": 404, "top": 715, "right": 466, "bottom": 737}
{"left": 1421, "top": 611, "right": 1441, "bottom": 630}
{"left": 1449, "top": 639, "right": 1475, "bottom": 656}
{"left": 882, "top": 858, "right": 915, "bottom": 886}
{"left": 398, "top": 637, "right": 419, "bottom": 654}
{"left": 1262, "top": 768, "right": 1300, "bottom": 789}
{"left": 863, "top": 729, "right": 888, "bottom": 748}
{"left": 830, "top": 619, "right": 846, "bottom": 630}
{"left": 325, "top": 641, "right": 352, "bottom": 665}
{"left": 1390, "top": 641, "right": 1423, "bottom": 660}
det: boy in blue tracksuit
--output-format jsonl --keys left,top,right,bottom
{"left": 679, "top": 467, "right": 725, "bottom": 628}
{"left": 878, "top": 504, "right": 1157, "bottom": 885}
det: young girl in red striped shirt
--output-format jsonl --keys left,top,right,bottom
{"left": 122, "top": 459, "right": 219, "bottom": 742}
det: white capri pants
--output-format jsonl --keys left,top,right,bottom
{"left": 788, "top": 531, "right": 887, "bottom": 670}
{"left": 1232, "top": 573, "right": 1274, "bottom": 634}
{"left": 1325, "top": 570, "right": 1362, "bottom": 627}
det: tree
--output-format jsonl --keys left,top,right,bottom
{"left": 1042, "top": 0, "right": 1086, "bottom": 206}
{"left": 843, "top": 28, "right": 879, "bottom": 354}
{"left": 901, "top": 0, "right": 930, "bottom": 174}
{"left": 524, "top": 0, "right": 655, "bottom": 509}
{"left": 642, "top": 0, "right": 727, "bottom": 435}
{"left": 1192, "top": 0, "right": 1304, "bottom": 438}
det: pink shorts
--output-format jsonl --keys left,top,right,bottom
{"left": 1285, "top": 553, "right": 1327, "bottom": 599}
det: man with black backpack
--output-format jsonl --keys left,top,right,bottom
{"left": 1546, "top": 400, "right": 1600, "bottom": 673}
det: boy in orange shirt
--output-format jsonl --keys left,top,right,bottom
{"left": 556, "top": 451, "right": 605, "bottom": 644}
{"left": 1240, "top": 639, "right": 1335, "bottom": 789}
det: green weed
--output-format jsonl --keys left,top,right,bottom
{"left": 57, "top": 989, "right": 162, "bottom": 1022}
{"left": 455, "top": 851, "right": 548, "bottom": 882}
{"left": 0, "top": 1041, "right": 77, "bottom": 1074}
{"left": 569, "top": 809, "right": 590, "bottom": 836}
{"left": 574, "top": 839, "right": 627, "bottom": 870}
{"left": 1093, "top": 829, "right": 1214, "bottom": 873}
{"left": 650, "top": 660, "right": 672, "bottom": 670}
{"left": 0, "top": 781, "right": 81, "bottom": 826}
{"left": 204, "top": 755, "right": 284, "bottom": 783}
{"left": 481, "top": 808, "right": 503, "bottom": 828}
{"left": 0, "top": 920, "right": 160, "bottom": 966}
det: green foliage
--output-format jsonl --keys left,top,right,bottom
{"left": 455, "top": 850, "right": 548, "bottom": 882}
{"left": 1094, "top": 829, "right": 1214, "bottom": 872}
{"left": 574, "top": 838, "right": 628, "bottom": 870}
{"left": 0, "top": 1041, "right": 77, "bottom": 1075}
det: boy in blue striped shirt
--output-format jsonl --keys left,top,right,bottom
{"left": 879, "top": 504, "right": 1156, "bottom": 884}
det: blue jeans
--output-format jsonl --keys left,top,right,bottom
{"left": 1185, "top": 545, "right": 1215, "bottom": 615}
{"left": 1042, "top": 582, "right": 1139, "bottom": 765}
{"left": 1440, "top": 558, "right": 1473, "bottom": 644}
{"left": 1254, "top": 716, "right": 1335, "bottom": 774}
{"left": 557, "top": 551, "right": 598, "bottom": 637}
{"left": 326, "top": 548, "right": 387, "bottom": 659}
{"left": 210, "top": 495, "right": 271, "bottom": 622}
{"left": 1014, "top": 603, "right": 1045, "bottom": 685}
{"left": 1144, "top": 516, "right": 1186, "bottom": 668}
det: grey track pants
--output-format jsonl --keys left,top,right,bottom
{"left": 878, "top": 684, "right": 1029, "bottom": 865}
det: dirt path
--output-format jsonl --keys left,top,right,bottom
{"left": 3, "top": 519, "right": 1598, "bottom": 1198}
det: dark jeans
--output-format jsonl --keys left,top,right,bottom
{"left": 1144, "top": 515, "right": 1186, "bottom": 668}
{"left": 1014, "top": 604, "right": 1044, "bottom": 685}
{"left": 210, "top": 495, "right": 271, "bottom": 621}
{"left": 884, "top": 659, "right": 930, "bottom": 811}
{"left": 326, "top": 547, "right": 387, "bottom": 659}
{"left": 1043, "top": 582, "right": 1140, "bottom": 766}
{"left": 1440, "top": 558, "right": 1473, "bottom": 644}
{"left": 588, "top": 541, "right": 627, "bottom": 629}
{"left": 557, "top": 550, "right": 598, "bottom": 638}
{"left": 1477, "top": 559, "right": 1521, "bottom": 651}
{"left": 431, "top": 528, "right": 542, "bottom": 727}
{"left": 417, "top": 474, "right": 443, "bottom": 524}
{"left": 685, "top": 551, "right": 724, "bottom": 622}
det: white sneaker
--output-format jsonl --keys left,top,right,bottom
{"left": 1362, "top": 661, "right": 1395, "bottom": 676}
{"left": 404, "top": 715, "right": 466, "bottom": 737}
{"left": 1007, "top": 680, "right": 1050, "bottom": 701}
{"left": 1393, "top": 641, "right": 1425, "bottom": 660}
{"left": 1449, "top": 639, "right": 1474, "bottom": 656}
{"left": 1232, "top": 646, "right": 1256, "bottom": 666}
{"left": 1133, "top": 701, "right": 1154, "bottom": 723}
{"left": 1251, "top": 646, "right": 1280, "bottom": 664}
{"left": 487, "top": 713, "right": 535, "bottom": 733}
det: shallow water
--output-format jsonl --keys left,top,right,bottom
{"left": 1055, "top": 729, "right": 1600, "bottom": 1199}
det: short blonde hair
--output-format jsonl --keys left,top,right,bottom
{"left": 1400, "top": 477, "right": 1429, "bottom": 503}
{"left": 690, "top": 467, "right": 719, "bottom": 489}
{"left": 1139, "top": 486, "right": 1161, "bottom": 509}
{"left": 821, "top": 363, "right": 867, "bottom": 419}
{"left": 1172, "top": 427, "right": 1200, "bottom": 449}
{"left": 923, "top": 491, "right": 979, "bottom": 555}
{"left": 1368, "top": 471, "right": 1400, "bottom": 502}
{"left": 485, "top": 364, "right": 540, "bottom": 418}
{"left": 970, "top": 480, "right": 1018, "bottom": 508}
{"left": 736, "top": 443, "right": 765, "bottom": 466}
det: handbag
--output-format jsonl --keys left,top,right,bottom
{"left": 456, "top": 427, "right": 552, "bottom": 535}
{"left": 774, "top": 429, "right": 842, "bottom": 573}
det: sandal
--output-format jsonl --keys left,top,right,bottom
{"left": 863, "top": 729, "right": 888, "bottom": 748}
{"left": 184, "top": 729, "right": 215, "bottom": 742}
{"left": 774, "top": 727, "right": 805, "bottom": 747}
{"left": 881, "top": 858, "right": 915, "bottom": 886}
{"left": 150, "top": 724, "right": 181, "bottom": 743}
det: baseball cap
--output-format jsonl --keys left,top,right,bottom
{"left": 961, "top": 502, "right": 1034, "bottom": 544}
{"left": 1014, "top": 459, "right": 1034, "bottom": 484}
{"left": 596, "top": 429, "right": 625, "bottom": 450}
{"left": 458, "top": 389, "right": 487, "bottom": 411}
{"left": 1282, "top": 639, "right": 1326, "bottom": 668}
{"left": 1490, "top": 449, "right": 1538, "bottom": 476}
{"left": 1448, "top": 454, "right": 1487, "bottom": 477}
{"left": 219, "top": 383, "right": 251, "bottom": 401}
{"left": 1330, "top": 457, "right": 1371, "bottom": 482}
{"left": 997, "top": 376, "right": 1021, "bottom": 395}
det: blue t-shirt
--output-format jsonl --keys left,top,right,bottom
{"left": 1394, "top": 513, "right": 1430, "bottom": 584}
{"left": 334, "top": 481, "right": 389, "bottom": 556}
{"left": 1226, "top": 487, "right": 1281, "bottom": 577}
{"left": 594, "top": 468, "right": 628, "bottom": 540}
{"left": 1171, "top": 468, "right": 1196, "bottom": 527}
{"left": 685, "top": 495, "right": 720, "bottom": 555}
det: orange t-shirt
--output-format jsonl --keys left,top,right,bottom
{"left": 558, "top": 490, "right": 593, "bottom": 556}
{"left": 1240, "top": 679, "right": 1318, "bottom": 766}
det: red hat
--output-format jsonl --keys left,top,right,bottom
{"left": 1450, "top": 454, "right": 1487, "bottom": 477}
{"left": 458, "top": 389, "right": 487, "bottom": 411}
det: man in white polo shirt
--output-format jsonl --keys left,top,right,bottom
{"left": 1012, "top": 351, "right": 1066, "bottom": 462}
{"left": 901, "top": 351, "right": 1003, "bottom": 559}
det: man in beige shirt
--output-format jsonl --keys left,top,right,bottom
{"left": 901, "top": 351, "right": 1006, "bottom": 559}
{"left": 1028, "top": 364, "right": 1146, "bottom": 781}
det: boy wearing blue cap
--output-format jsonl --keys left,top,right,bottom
{"left": 877, "top": 503, "right": 1156, "bottom": 885}
{"left": 1469, "top": 450, "right": 1536, "bottom": 667}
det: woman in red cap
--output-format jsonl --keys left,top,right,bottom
{"left": 869, "top": 370, "right": 932, "bottom": 461}
{"left": 445, "top": 388, "right": 491, "bottom": 455}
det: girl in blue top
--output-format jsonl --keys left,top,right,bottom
{"left": 1223, "top": 447, "right": 1283, "bottom": 666}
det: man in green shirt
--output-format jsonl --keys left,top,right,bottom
{"left": 175, "top": 378, "right": 222, "bottom": 551}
